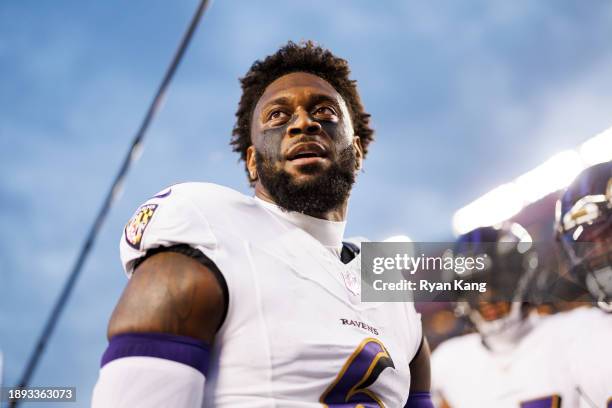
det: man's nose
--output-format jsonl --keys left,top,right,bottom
{"left": 288, "top": 108, "right": 322, "bottom": 136}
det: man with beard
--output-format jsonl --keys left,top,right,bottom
{"left": 91, "top": 41, "right": 432, "bottom": 407}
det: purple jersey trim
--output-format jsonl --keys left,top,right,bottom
{"left": 101, "top": 332, "right": 210, "bottom": 376}
{"left": 152, "top": 188, "right": 172, "bottom": 198}
{"left": 405, "top": 392, "right": 434, "bottom": 408}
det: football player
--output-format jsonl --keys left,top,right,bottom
{"left": 553, "top": 160, "right": 612, "bottom": 408}
{"left": 431, "top": 223, "right": 579, "bottom": 407}
{"left": 91, "top": 41, "right": 433, "bottom": 407}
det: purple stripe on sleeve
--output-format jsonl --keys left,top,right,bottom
{"left": 101, "top": 332, "right": 211, "bottom": 376}
{"left": 152, "top": 188, "right": 172, "bottom": 198}
{"left": 405, "top": 392, "right": 434, "bottom": 408}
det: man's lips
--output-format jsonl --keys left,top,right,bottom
{"left": 287, "top": 156, "right": 329, "bottom": 166}
{"left": 285, "top": 142, "right": 329, "bottom": 161}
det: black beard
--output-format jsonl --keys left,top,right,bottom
{"left": 255, "top": 145, "right": 357, "bottom": 216}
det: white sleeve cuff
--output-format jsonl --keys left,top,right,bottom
{"left": 91, "top": 356, "right": 205, "bottom": 408}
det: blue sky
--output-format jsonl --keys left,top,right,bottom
{"left": 2, "top": 1, "right": 612, "bottom": 406}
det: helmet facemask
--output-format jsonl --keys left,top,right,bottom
{"left": 453, "top": 223, "right": 540, "bottom": 350}
{"left": 556, "top": 168, "right": 612, "bottom": 312}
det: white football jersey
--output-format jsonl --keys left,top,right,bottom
{"left": 119, "top": 182, "right": 423, "bottom": 407}
{"left": 558, "top": 307, "right": 612, "bottom": 408}
{"left": 431, "top": 314, "right": 579, "bottom": 408}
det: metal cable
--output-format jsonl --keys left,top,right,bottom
{"left": 10, "top": 1, "right": 211, "bottom": 405}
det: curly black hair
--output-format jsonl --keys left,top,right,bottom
{"left": 231, "top": 41, "right": 374, "bottom": 180}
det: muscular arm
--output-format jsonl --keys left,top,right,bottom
{"left": 92, "top": 251, "right": 225, "bottom": 408}
{"left": 406, "top": 337, "right": 434, "bottom": 408}
{"left": 409, "top": 336, "right": 431, "bottom": 392}
{"left": 108, "top": 251, "right": 225, "bottom": 342}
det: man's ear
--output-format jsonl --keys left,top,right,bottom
{"left": 246, "top": 145, "right": 258, "bottom": 182}
{"left": 353, "top": 136, "right": 364, "bottom": 171}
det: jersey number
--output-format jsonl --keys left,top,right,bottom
{"left": 320, "top": 338, "right": 395, "bottom": 408}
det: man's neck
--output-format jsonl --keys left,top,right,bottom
{"left": 254, "top": 183, "right": 347, "bottom": 222}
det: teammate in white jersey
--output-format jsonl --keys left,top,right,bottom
{"left": 431, "top": 223, "right": 580, "bottom": 407}
{"left": 92, "top": 41, "right": 433, "bottom": 407}
{"left": 553, "top": 161, "right": 612, "bottom": 408}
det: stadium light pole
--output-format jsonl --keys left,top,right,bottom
{"left": 10, "top": 1, "right": 212, "bottom": 406}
